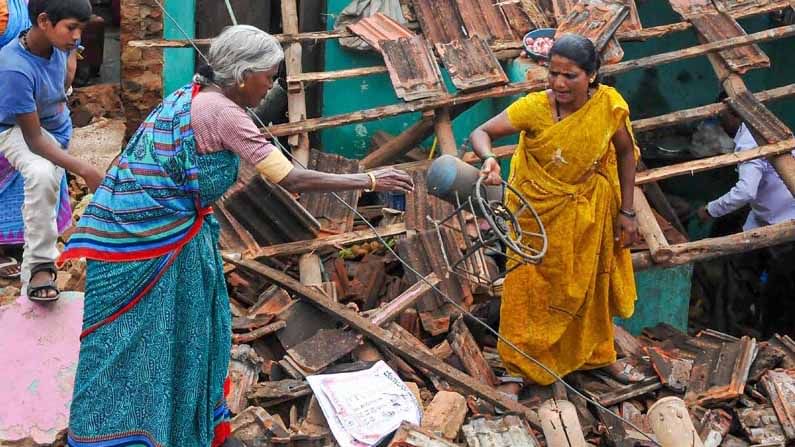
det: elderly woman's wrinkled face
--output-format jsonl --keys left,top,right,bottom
{"left": 547, "top": 54, "right": 591, "bottom": 107}
{"left": 240, "top": 65, "right": 279, "bottom": 108}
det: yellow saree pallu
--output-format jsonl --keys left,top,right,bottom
{"left": 498, "top": 85, "right": 638, "bottom": 385}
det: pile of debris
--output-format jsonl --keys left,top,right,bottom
{"left": 212, "top": 150, "right": 795, "bottom": 446}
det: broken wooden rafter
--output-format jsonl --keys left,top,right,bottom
{"left": 370, "top": 273, "right": 440, "bottom": 326}
{"left": 635, "top": 138, "right": 795, "bottom": 185}
{"left": 232, "top": 320, "right": 287, "bottom": 344}
{"left": 448, "top": 318, "right": 499, "bottom": 387}
{"left": 632, "top": 219, "right": 795, "bottom": 270}
{"left": 253, "top": 222, "right": 406, "bottom": 258}
{"left": 633, "top": 187, "right": 673, "bottom": 263}
{"left": 227, "top": 257, "right": 541, "bottom": 423}
{"left": 281, "top": 0, "right": 310, "bottom": 163}
{"left": 264, "top": 24, "right": 795, "bottom": 137}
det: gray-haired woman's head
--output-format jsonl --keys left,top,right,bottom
{"left": 549, "top": 34, "right": 600, "bottom": 86}
{"left": 196, "top": 25, "right": 284, "bottom": 88}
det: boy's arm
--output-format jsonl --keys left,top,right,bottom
{"left": 16, "top": 112, "right": 103, "bottom": 191}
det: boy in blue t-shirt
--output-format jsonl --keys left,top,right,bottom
{"left": 0, "top": 0, "right": 103, "bottom": 302}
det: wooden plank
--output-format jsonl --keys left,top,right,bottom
{"left": 362, "top": 113, "right": 434, "bottom": 169}
{"left": 232, "top": 321, "right": 287, "bottom": 344}
{"left": 448, "top": 317, "right": 499, "bottom": 387}
{"left": 690, "top": 11, "right": 769, "bottom": 75}
{"left": 727, "top": 88, "right": 795, "bottom": 196}
{"left": 281, "top": 0, "right": 309, "bottom": 163}
{"left": 434, "top": 107, "right": 458, "bottom": 155}
{"left": 252, "top": 223, "right": 407, "bottom": 258}
{"left": 634, "top": 187, "right": 673, "bottom": 263}
{"left": 371, "top": 273, "right": 440, "bottom": 326}
{"left": 635, "top": 138, "right": 795, "bottom": 185}
{"left": 228, "top": 257, "right": 540, "bottom": 421}
{"left": 632, "top": 219, "right": 795, "bottom": 270}
{"left": 589, "top": 377, "right": 663, "bottom": 407}
{"left": 263, "top": 24, "right": 795, "bottom": 137}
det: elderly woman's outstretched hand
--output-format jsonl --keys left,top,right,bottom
{"left": 370, "top": 167, "right": 414, "bottom": 193}
{"left": 480, "top": 157, "right": 502, "bottom": 185}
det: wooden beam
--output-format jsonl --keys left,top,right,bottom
{"left": 370, "top": 273, "right": 440, "bottom": 326}
{"left": 265, "top": 24, "right": 795, "bottom": 138}
{"left": 362, "top": 113, "right": 435, "bottom": 169}
{"left": 632, "top": 220, "right": 795, "bottom": 271}
{"left": 633, "top": 187, "right": 673, "bottom": 263}
{"left": 228, "top": 257, "right": 540, "bottom": 420}
{"left": 281, "top": 0, "right": 310, "bottom": 164}
{"left": 635, "top": 138, "right": 795, "bottom": 185}
{"left": 434, "top": 107, "right": 458, "bottom": 156}
{"left": 253, "top": 223, "right": 407, "bottom": 258}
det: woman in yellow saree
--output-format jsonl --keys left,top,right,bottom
{"left": 469, "top": 34, "right": 640, "bottom": 385}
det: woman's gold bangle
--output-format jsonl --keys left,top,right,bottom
{"left": 364, "top": 172, "right": 377, "bottom": 192}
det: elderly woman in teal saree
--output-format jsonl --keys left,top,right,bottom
{"left": 59, "top": 25, "right": 413, "bottom": 447}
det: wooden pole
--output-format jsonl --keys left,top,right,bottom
{"left": 632, "top": 220, "right": 795, "bottom": 271}
{"left": 636, "top": 139, "right": 795, "bottom": 185}
{"left": 281, "top": 0, "right": 310, "bottom": 166}
{"left": 253, "top": 223, "right": 407, "bottom": 258}
{"left": 633, "top": 187, "right": 673, "bottom": 263}
{"left": 434, "top": 107, "right": 458, "bottom": 156}
{"left": 362, "top": 113, "right": 435, "bottom": 169}
{"left": 264, "top": 24, "right": 795, "bottom": 138}
{"left": 702, "top": 46, "right": 795, "bottom": 196}
{"left": 370, "top": 273, "right": 440, "bottom": 327}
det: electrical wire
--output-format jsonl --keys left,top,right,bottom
{"left": 146, "top": 6, "right": 662, "bottom": 444}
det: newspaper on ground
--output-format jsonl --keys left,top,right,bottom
{"left": 306, "top": 360, "right": 422, "bottom": 447}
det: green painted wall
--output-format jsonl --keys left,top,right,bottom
{"left": 616, "top": 264, "right": 694, "bottom": 335}
{"left": 163, "top": 0, "right": 196, "bottom": 96}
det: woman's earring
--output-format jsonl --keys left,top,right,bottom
{"left": 239, "top": 82, "right": 246, "bottom": 89}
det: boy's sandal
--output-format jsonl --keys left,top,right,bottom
{"left": 27, "top": 262, "right": 60, "bottom": 303}
{"left": 0, "top": 257, "right": 21, "bottom": 279}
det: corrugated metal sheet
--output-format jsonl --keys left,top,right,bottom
{"left": 347, "top": 12, "right": 414, "bottom": 52}
{"left": 462, "top": 415, "right": 541, "bottom": 447}
{"left": 381, "top": 35, "right": 447, "bottom": 101}
{"left": 437, "top": 37, "right": 509, "bottom": 92}
{"left": 299, "top": 149, "right": 362, "bottom": 234}
{"left": 216, "top": 163, "right": 320, "bottom": 249}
